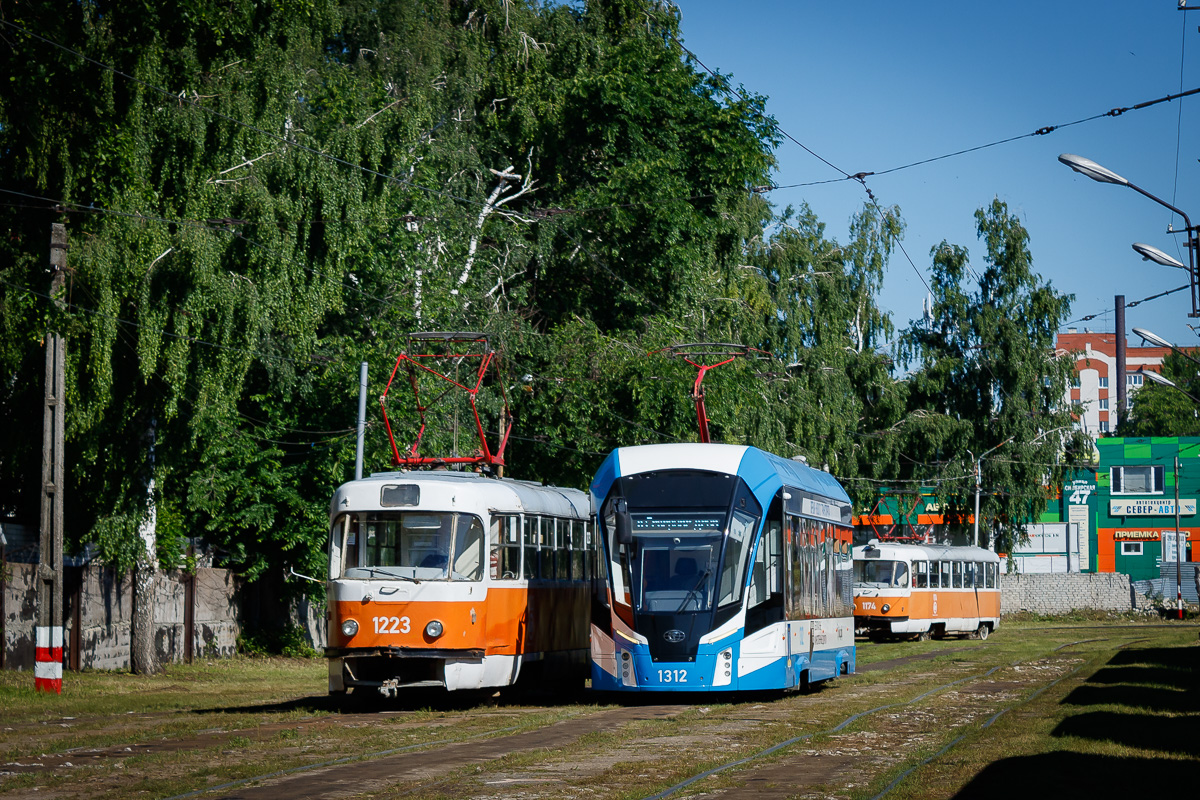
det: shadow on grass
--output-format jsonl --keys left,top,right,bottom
{"left": 1060, "top": 683, "right": 1197, "bottom": 713}
{"left": 952, "top": 752, "right": 1196, "bottom": 798}
{"left": 1085, "top": 664, "right": 1193, "bottom": 689}
{"left": 1106, "top": 645, "right": 1197, "bottom": 670}
{"left": 1052, "top": 710, "right": 1200, "bottom": 756}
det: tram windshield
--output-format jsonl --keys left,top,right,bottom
{"left": 854, "top": 559, "right": 909, "bottom": 588}
{"left": 603, "top": 470, "right": 761, "bottom": 616}
{"left": 341, "top": 511, "right": 485, "bottom": 581}
{"left": 632, "top": 526, "right": 722, "bottom": 613}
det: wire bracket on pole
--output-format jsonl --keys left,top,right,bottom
{"left": 379, "top": 332, "right": 512, "bottom": 470}
{"left": 653, "top": 343, "right": 768, "bottom": 443}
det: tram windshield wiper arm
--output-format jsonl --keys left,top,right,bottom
{"left": 675, "top": 569, "right": 711, "bottom": 614}
{"left": 362, "top": 566, "right": 421, "bottom": 584}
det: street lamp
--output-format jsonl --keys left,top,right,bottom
{"left": 1132, "top": 327, "right": 1200, "bottom": 370}
{"left": 1059, "top": 154, "right": 1199, "bottom": 317}
{"left": 1126, "top": 359, "right": 1194, "bottom": 620}
{"left": 1133, "top": 242, "right": 1188, "bottom": 271}
{"left": 1140, "top": 367, "right": 1200, "bottom": 403}
{"left": 969, "top": 438, "right": 1012, "bottom": 548}
{"left": 970, "top": 427, "right": 1071, "bottom": 551}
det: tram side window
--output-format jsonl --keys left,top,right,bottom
{"left": 985, "top": 562, "right": 996, "bottom": 588}
{"left": 719, "top": 509, "right": 756, "bottom": 607}
{"left": 818, "top": 531, "right": 831, "bottom": 617}
{"left": 749, "top": 518, "right": 783, "bottom": 609}
{"left": 538, "top": 517, "right": 554, "bottom": 580}
{"left": 937, "top": 561, "right": 949, "bottom": 588}
{"left": 523, "top": 516, "right": 540, "bottom": 580}
{"left": 543, "top": 518, "right": 554, "bottom": 580}
{"left": 929, "top": 560, "right": 941, "bottom": 588}
{"left": 835, "top": 537, "right": 854, "bottom": 616}
{"left": 789, "top": 518, "right": 822, "bottom": 620}
{"left": 338, "top": 514, "right": 359, "bottom": 571}
{"left": 491, "top": 516, "right": 520, "bottom": 579}
{"left": 452, "top": 515, "right": 485, "bottom": 580}
{"left": 913, "top": 560, "right": 927, "bottom": 588}
{"left": 570, "top": 520, "right": 585, "bottom": 580}
{"left": 951, "top": 561, "right": 963, "bottom": 588}
{"left": 555, "top": 519, "right": 570, "bottom": 580}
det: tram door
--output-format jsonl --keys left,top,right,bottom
{"left": 746, "top": 495, "right": 785, "bottom": 634}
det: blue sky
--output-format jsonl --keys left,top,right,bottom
{"left": 676, "top": 1, "right": 1200, "bottom": 350}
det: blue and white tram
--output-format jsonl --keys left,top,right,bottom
{"left": 588, "top": 444, "right": 857, "bottom": 693}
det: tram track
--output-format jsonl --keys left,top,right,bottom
{"left": 179, "top": 704, "right": 686, "bottom": 800}
{"left": 5, "top": 624, "right": 1193, "bottom": 800}
{"left": 191, "top": 639, "right": 1074, "bottom": 800}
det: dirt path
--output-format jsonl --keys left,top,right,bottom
{"left": 210, "top": 705, "right": 684, "bottom": 800}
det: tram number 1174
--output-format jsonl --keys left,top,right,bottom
{"left": 657, "top": 669, "right": 687, "bottom": 683}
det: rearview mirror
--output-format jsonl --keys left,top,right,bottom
{"left": 614, "top": 498, "right": 633, "bottom": 546}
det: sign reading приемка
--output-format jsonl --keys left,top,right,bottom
{"left": 1109, "top": 499, "right": 1197, "bottom": 517}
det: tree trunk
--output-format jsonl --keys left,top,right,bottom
{"left": 130, "top": 478, "right": 161, "bottom": 675}
{"left": 131, "top": 556, "right": 160, "bottom": 674}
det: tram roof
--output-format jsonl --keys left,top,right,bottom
{"left": 591, "top": 443, "right": 851, "bottom": 505}
{"left": 853, "top": 541, "right": 1000, "bottom": 562}
{"left": 330, "top": 469, "right": 589, "bottom": 518}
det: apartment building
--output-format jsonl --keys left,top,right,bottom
{"left": 1057, "top": 329, "right": 1169, "bottom": 437}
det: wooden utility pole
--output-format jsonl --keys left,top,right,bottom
{"left": 37, "top": 223, "right": 67, "bottom": 693}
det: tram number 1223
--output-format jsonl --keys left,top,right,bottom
{"left": 657, "top": 669, "right": 688, "bottom": 683}
{"left": 374, "top": 616, "right": 412, "bottom": 634}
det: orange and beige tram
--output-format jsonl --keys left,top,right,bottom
{"left": 325, "top": 469, "right": 595, "bottom": 696}
{"left": 852, "top": 541, "right": 1001, "bottom": 641}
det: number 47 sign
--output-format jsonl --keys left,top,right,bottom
{"left": 1068, "top": 481, "right": 1094, "bottom": 505}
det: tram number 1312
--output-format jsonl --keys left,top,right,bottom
{"left": 373, "top": 616, "right": 412, "bottom": 634}
{"left": 657, "top": 669, "right": 688, "bottom": 683}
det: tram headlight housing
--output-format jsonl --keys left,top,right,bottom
{"left": 425, "top": 620, "right": 444, "bottom": 638}
{"left": 341, "top": 619, "right": 359, "bottom": 638}
{"left": 881, "top": 604, "right": 891, "bottom": 614}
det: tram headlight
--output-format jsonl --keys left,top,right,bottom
{"left": 341, "top": 619, "right": 359, "bottom": 638}
{"left": 425, "top": 620, "right": 444, "bottom": 638}
{"left": 881, "top": 604, "right": 891, "bottom": 614}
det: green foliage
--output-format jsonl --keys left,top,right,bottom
{"left": 894, "top": 199, "right": 1081, "bottom": 543}
{"left": 237, "top": 622, "right": 320, "bottom": 659}
{"left": 0, "top": 1, "right": 1078, "bottom": 589}
{"left": 1121, "top": 350, "right": 1200, "bottom": 436}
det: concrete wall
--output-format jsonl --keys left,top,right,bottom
{"left": 3, "top": 563, "right": 243, "bottom": 671}
{"left": 1000, "top": 571, "right": 1147, "bottom": 616}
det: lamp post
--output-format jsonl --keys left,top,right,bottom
{"left": 1127, "top": 331, "right": 1194, "bottom": 620}
{"left": 1059, "top": 154, "right": 1199, "bottom": 318}
{"left": 1142, "top": 368, "right": 1200, "bottom": 403}
{"left": 969, "top": 438, "right": 1012, "bottom": 549}
{"left": 970, "top": 427, "right": 1071, "bottom": 553}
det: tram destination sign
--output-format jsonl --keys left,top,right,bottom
{"left": 633, "top": 513, "right": 725, "bottom": 533}
{"left": 1109, "top": 499, "right": 1196, "bottom": 517}
{"left": 801, "top": 497, "right": 846, "bottom": 524}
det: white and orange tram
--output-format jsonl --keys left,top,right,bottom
{"left": 852, "top": 541, "right": 1001, "bottom": 641}
{"left": 325, "top": 469, "right": 595, "bottom": 696}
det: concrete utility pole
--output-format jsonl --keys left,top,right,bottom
{"left": 354, "top": 362, "right": 368, "bottom": 481}
{"left": 1115, "top": 295, "right": 1126, "bottom": 429}
{"left": 37, "top": 223, "right": 67, "bottom": 693}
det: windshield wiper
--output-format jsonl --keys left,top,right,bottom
{"left": 360, "top": 566, "right": 421, "bottom": 584}
{"left": 675, "top": 569, "right": 711, "bottom": 614}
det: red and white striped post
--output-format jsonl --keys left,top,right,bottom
{"left": 35, "top": 625, "right": 63, "bottom": 693}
